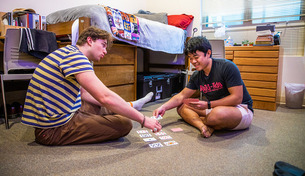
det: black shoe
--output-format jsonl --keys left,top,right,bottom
{"left": 274, "top": 161, "right": 305, "bottom": 176}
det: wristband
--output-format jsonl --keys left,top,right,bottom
{"left": 141, "top": 115, "right": 146, "bottom": 128}
{"left": 207, "top": 100, "right": 211, "bottom": 109}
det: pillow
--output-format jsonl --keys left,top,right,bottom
{"left": 134, "top": 13, "right": 168, "bottom": 24}
{"left": 167, "top": 14, "right": 194, "bottom": 30}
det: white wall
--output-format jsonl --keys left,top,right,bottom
{"left": 1, "top": 0, "right": 199, "bottom": 73}
{"left": 146, "top": 0, "right": 201, "bottom": 36}
{"left": 0, "top": 0, "right": 147, "bottom": 16}
{"left": 1, "top": 0, "right": 200, "bottom": 36}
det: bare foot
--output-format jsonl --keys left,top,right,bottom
{"left": 200, "top": 125, "right": 214, "bottom": 138}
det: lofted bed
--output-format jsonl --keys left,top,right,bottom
{"left": 46, "top": 5, "right": 189, "bottom": 101}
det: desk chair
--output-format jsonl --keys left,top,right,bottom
{"left": 1, "top": 28, "right": 41, "bottom": 129}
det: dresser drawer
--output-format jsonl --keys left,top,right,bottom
{"left": 109, "top": 84, "right": 135, "bottom": 102}
{"left": 251, "top": 95, "right": 276, "bottom": 102}
{"left": 94, "top": 65, "right": 135, "bottom": 87}
{"left": 241, "top": 72, "right": 277, "bottom": 82}
{"left": 234, "top": 50, "right": 279, "bottom": 58}
{"left": 234, "top": 58, "right": 278, "bottom": 66}
{"left": 247, "top": 87, "right": 276, "bottom": 97}
{"left": 225, "top": 51, "right": 233, "bottom": 60}
{"left": 243, "top": 80, "right": 277, "bottom": 89}
{"left": 94, "top": 44, "right": 136, "bottom": 65}
{"left": 237, "top": 65, "right": 278, "bottom": 73}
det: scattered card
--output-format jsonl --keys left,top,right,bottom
{"left": 149, "top": 142, "right": 164, "bottom": 148}
{"left": 137, "top": 130, "right": 149, "bottom": 134}
{"left": 164, "top": 141, "right": 178, "bottom": 146}
{"left": 159, "top": 135, "right": 173, "bottom": 140}
{"left": 139, "top": 133, "right": 152, "bottom": 138}
{"left": 154, "top": 131, "right": 167, "bottom": 136}
{"left": 171, "top": 128, "right": 183, "bottom": 132}
{"left": 143, "top": 137, "right": 157, "bottom": 142}
{"left": 151, "top": 115, "right": 163, "bottom": 120}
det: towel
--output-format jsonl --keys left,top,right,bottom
{"left": 19, "top": 28, "right": 58, "bottom": 59}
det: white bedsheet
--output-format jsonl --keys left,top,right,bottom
{"left": 47, "top": 5, "right": 186, "bottom": 54}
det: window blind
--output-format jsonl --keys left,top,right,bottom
{"left": 202, "top": 0, "right": 305, "bottom": 27}
{"left": 202, "top": 0, "right": 305, "bottom": 56}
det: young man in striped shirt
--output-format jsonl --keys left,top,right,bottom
{"left": 22, "top": 26, "right": 161, "bottom": 145}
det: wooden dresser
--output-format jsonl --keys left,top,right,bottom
{"left": 94, "top": 43, "right": 137, "bottom": 102}
{"left": 58, "top": 42, "right": 137, "bottom": 102}
{"left": 225, "top": 46, "right": 280, "bottom": 111}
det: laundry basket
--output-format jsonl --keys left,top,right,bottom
{"left": 285, "top": 83, "right": 305, "bottom": 109}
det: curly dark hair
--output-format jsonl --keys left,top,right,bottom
{"left": 184, "top": 36, "right": 212, "bottom": 57}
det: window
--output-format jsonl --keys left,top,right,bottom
{"left": 202, "top": 0, "right": 304, "bottom": 28}
{"left": 202, "top": 0, "right": 305, "bottom": 56}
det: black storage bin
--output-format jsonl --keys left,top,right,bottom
{"left": 166, "top": 72, "right": 185, "bottom": 95}
{"left": 137, "top": 72, "right": 185, "bottom": 102}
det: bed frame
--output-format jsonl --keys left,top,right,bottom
{"left": 47, "top": 17, "right": 189, "bottom": 101}
{"left": 47, "top": 17, "right": 137, "bottom": 101}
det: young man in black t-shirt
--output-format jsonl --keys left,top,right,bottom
{"left": 153, "top": 36, "right": 253, "bottom": 138}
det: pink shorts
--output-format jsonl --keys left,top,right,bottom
{"left": 205, "top": 104, "right": 253, "bottom": 130}
{"left": 232, "top": 104, "right": 253, "bottom": 130}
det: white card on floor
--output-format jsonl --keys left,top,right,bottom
{"left": 159, "top": 135, "right": 172, "bottom": 140}
{"left": 139, "top": 133, "right": 152, "bottom": 138}
{"left": 164, "top": 141, "right": 178, "bottom": 146}
{"left": 137, "top": 130, "right": 149, "bottom": 134}
{"left": 154, "top": 131, "right": 167, "bottom": 136}
{"left": 143, "top": 137, "right": 157, "bottom": 142}
{"left": 151, "top": 115, "right": 163, "bottom": 120}
{"left": 149, "top": 142, "right": 163, "bottom": 148}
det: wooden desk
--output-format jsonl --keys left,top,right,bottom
{"left": 225, "top": 46, "right": 280, "bottom": 111}
{"left": 0, "top": 36, "right": 4, "bottom": 52}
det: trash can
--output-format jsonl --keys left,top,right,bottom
{"left": 285, "top": 83, "right": 305, "bottom": 109}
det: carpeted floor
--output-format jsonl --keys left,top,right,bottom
{"left": 0, "top": 99, "right": 305, "bottom": 176}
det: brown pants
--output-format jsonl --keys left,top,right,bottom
{"left": 35, "top": 101, "right": 133, "bottom": 146}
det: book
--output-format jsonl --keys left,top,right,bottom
{"left": 28, "top": 13, "right": 33, "bottom": 29}
{"left": 19, "top": 13, "right": 29, "bottom": 28}
{"left": 32, "top": 14, "right": 40, "bottom": 29}
{"left": 256, "top": 36, "right": 273, "bottom": 42}
{"left": 40, "top": 15, "right": 46, "bottom": 30}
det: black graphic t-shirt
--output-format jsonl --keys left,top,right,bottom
{"left": 187, "top": 58, "right": 253, "bottom": 112}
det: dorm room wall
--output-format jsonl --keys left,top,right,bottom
{"left": 1, "top": 0, "right": 201, "bottom": 32}
{"left": 0, "top": 0, "right": 148, "bottom": 16}
{"left": 1, "top": 0, "right": 200, "bottom": 72}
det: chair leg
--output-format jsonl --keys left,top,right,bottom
{"left": 0, "top": 75, "right": 9, "bottom": 129}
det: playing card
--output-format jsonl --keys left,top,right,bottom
{"left": 154, "top": 131, "right": 167, "bottom": 136}
{"left": 171, "top": 128, "right": 183, "bottom": 132}
{"left": 143, "top": 137, "right": 157, "bottom": 142}
{"left": 164, "top": 141, "right": 178, "bottom": 146}
{"left": 159, "top": 135, "right": 173, "bottom": 140}
{"left": 139, "top": 133, "right": 152, "bottom": 138}
{"left": 151, "top": 115, "right": 163, "bottom": 120}
{"left": 137, "top": 130, "right": 149, "bottom": 134}
{"left": 149, "top": 142, "right": 164, "bottom": 148}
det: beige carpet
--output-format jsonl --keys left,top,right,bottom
{"left": 1, "top": 99, "right": 305, "bottom": 176}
